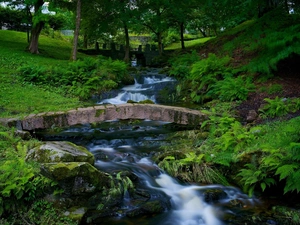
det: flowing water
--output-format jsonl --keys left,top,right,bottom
{"left": 98, "top": 68, "right": 177, "bottom": 104}
{"left": 36, "top": 69, "right": 260, "bottom": 225}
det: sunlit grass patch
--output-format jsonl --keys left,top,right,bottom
{"left": 165, "top": 37, "right": 214, "bottom": 50}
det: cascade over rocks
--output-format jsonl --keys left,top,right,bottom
{"left": 26, "top": 140, "right": 172, "bottom": 223}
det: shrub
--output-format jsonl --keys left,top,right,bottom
{"left": 259, "top": 97, "right": 291, "bottom": 118}
{"left": 188, "top": 53, "right": 232, "bottom": 103}
{"left": 168, "top": 50, "right": 200, "bottom": 78}
{"left": 0, "top": 127, "right": 56, "bottom": 218}
{"left": 17, "top": 57, "right": 129, "bottom": 100}
{"left": 209, "top": 75, "right": 255, "bottom": 101}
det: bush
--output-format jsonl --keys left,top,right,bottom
{"left": 209, "top": 75, "right": 255, "bottom": 101}
{"left": 259, "top": 97, "right": 300, "bottom": 118}
{"left": 18, "top": 57, "right": 129, "bottom": 100}
{"left": 168, "top": 50, "right": 200, "bottom": 78}
{"left": 0, "top": 127, "right": 56, "bottom": 218}
{"left": 188, "top": 53, "right": 232, "bottom": 103}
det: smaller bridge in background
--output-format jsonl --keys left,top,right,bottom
{"left": 3, "top": 104, "right": 208, "bottom": 131}
{"left": 79, "top": 43, "right": 162, "bottom": 66}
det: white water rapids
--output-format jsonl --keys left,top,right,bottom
{"left": 37, "top": 70, "right": 259, "bottom": 224}
{"left": 98, "top": 70, "right": 176, "bottom": 104}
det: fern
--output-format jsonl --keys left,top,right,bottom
{"left": 188, "top": 53, "right": 232, "bottom": 103}
{"left": 210, "top": 75, "right": 255, "bottom": 101}
{"left": 259, "top": 96, "right": 292, "bottom": 118}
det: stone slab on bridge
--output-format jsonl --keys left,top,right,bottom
{"left": 2, "top": 104, "right": 208, "bottom": 131}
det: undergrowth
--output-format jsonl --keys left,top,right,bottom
{"left": 0, "top": 125, "right": 75, "bottom": 224}
{"left": 156, "top": 102, "right": 300, "bottom": 197}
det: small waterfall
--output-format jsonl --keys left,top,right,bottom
{"left": 98, "top": 69, "right": 177, "bottom": 104}
{"left": 153, "top": 174, "right": 223, "bottom": 225}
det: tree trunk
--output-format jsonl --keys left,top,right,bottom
{"left": 123, "top": 23, "right": 130, "bottom": 64}
{"left": 180, "top": 22, "right": 185, "bottom": 50}
{"left": 71, "top": 0, "right": 81, "bottom": 61}
{"left": 284, "top": 0, "right": 289, "bottom": 13}
{"left": 157, "top": 32, "right": 163, "bottom": 55}
{"left": 198, "top": 28, "right": 207, "bottom": 37}
{"left": 83, "top": 34, "right": 88, "bottom": 49}
{"left": 28, "top": 0, "right": 44, "bottom": 54}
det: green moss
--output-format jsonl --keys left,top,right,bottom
{"left": 95, "top": 109, "right": 105, "bottom": 117}
{"left": 43, "top": 114, "right": 69, "bottom": 129}
{"left": 138, "top": 99, "right": 155, "bottom": 104}
{"left": 65, "top": 207, "right": 87, "bottom": 222}
{"left": 127, "top": 100, "right": 137, "bottom": 103}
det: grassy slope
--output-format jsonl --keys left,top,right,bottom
{"left": 164, "top": 37, "right": 213, "bottom": 50}
{"left": 193, "top": 10, "right": 300, "bottom": 75}
{"left": 0, "top": 30, "right": 84, "bottom": 118}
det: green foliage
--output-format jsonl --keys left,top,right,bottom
{"left": 27, "top": 200, "right": 77, "bottom": 225}
{"left": 236, "top": 116, "right": 300, "bottom": 195}
{"left": 267, "top": 84, "right": 283, "bottom": 95}
{"left": 0, "top": 127, "right": 57, "bottom": 218}
{"left": 164, "top": 29, "right": 180, "bottom": 46}
{"left": 231, "top": 10, "right": 300, "bottom": 78}
{"left": 188, "top": 53, "right": 232, "bottom": 103}
{"left": 18, "top": 56, "right": 129, "bottom": 100}
{"left": 259, "top": 97, "right": 300, "bottom": 118}
{"left": 168, "top": 50, "right": 200, "bottom": 78}
{"left": 164, "top": 37, "right": 213, "bottom": 50}
{"left": 273, "top": 206, "right": 300, "bottom": 225}
{"left": 0, "top": 6, "right": 27, "bottom": 31}
{"left": 237, "top": 161, "right": 276, "bottom": 197}
{"left": 209, "top": 75, "right": 255, "bottom": 101}
{"left": 158, "top": 152, "right": 229, "bottom": 185}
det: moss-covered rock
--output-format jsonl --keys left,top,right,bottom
{"left": 26, "top": 141, "right": 95, "bottom": 165}
{"left": 63, "top": 207, "right": 87, "bottom": 224}
{"left": 41, "top": 162, "right": 110, "bottom": 195}
{"left": 138, "top": 99, "right": 155, "bottom": 104}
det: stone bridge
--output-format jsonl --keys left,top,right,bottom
{"left": 3, "top": 104, "right": 208, "bottom": 131}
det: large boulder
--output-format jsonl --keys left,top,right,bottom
{"left": 41, "top": 162, "right": 110, "bottom": 196}
{"left": 26, "top": 141, "right": 95, "bottom": 165}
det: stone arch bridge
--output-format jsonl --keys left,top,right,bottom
{"left": 3, "top": 104, "right": 208, "bottom": 131}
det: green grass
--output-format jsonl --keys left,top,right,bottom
{"left": 164, "top": 37, "right": 214, "bottom": 50}
{"left": 0, "top": 30, "right": 84, "bottom": 118}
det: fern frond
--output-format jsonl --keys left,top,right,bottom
{"left": 276, "top": 164, "right": 299, "bottom": 181}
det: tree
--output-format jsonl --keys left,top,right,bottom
{"left": 167, "top": 0, "right": 200, "bottom": 49}
{"left": 71, "top": 0, "right": 81, "bottom": 60}
{"left": 136, "top": 0, "right": 171, "bottom": 55}
{"left": 28, "top": 0, "right": 45, "bottom": 53}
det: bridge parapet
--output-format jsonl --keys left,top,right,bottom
{"left": 3, "top": 104, "right": 208, "bottom": 131}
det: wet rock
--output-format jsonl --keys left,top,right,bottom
{"left": 14, "top": 129, "right": 32, "bottom": 140}
{"left": 202, "top": 189, "right": 227, "bottom": 203}
{"left": 41, "top": 162, "right": 110, "bottom": 196}
{"left": 26, "top": 141, "right": 95, "bottom": 165}
{"left": 63, "top": 207, "right": 87, "bottom": 224}
{"left": 246, "top": 110, "right": 258, "bottom": 123}
{"left": 126, "top": 199, "right": 169, "bottom": 218}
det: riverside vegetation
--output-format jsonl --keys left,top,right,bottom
{"left": 1, "top": 8, "right": 300, "bottom": 224}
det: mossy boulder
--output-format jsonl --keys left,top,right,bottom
{"left": 26, "top": 141, "right": 95, "bottom": 165}
{"left": 41, "top": 162, "right": 110, "bottom": 196}
{"left": 63, "top": 207, "right": 87, "bottom": 224}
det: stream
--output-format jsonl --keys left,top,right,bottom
{"left": 36, "top": 69, "right": 263, "bottom": 225}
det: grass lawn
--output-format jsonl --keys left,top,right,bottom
{"left": 0, "top": 30, "right": 84, "bottom": 118}
{"left": 164, "top": 37, "right": 214, "bottom": 50}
